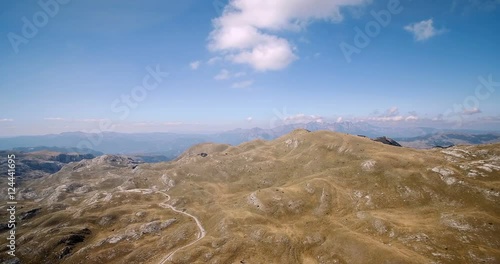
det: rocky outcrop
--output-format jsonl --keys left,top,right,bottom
{"left": 51, "top": 153, "right": 96, "bottom": 163}
{"left": 57, "top": 228, "right": 92, "bottom": 259}
{"left": 19, "top": 208, "right": 41, "bottom": 220}
{"left": 0, "top": 150, "right": 98, "bottom": 183}
{"left": 372, "top": 136, "right": 402, "bottom": 147}
{"left": 21, "top": 160, "right": 62, "bottom": 174}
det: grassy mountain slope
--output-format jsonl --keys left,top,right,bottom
{"left": 3, "top": 130, "right": 499, "bottom": 263}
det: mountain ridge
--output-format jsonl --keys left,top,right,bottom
{"left": 1, "top": 122, "right": 498, "bottom": 160}
{"left": 4, "top": 129, "right": 499, "bottom": 263}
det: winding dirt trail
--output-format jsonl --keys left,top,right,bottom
{"left": 156, "top": 191, "right": 206, "bottom": 264}
{"left": 119, "top": 188, "right": 206, "bottom": 263}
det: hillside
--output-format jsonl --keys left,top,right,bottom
{"left": 397, "top": 133, "right": 500, "bottom": 149}
{"left": 3, "top": 130, "right": 499, "bottom": 263}
{"left": 0, "top": 150, "right": 98, "bottom": 183}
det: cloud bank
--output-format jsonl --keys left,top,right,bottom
{"left": 208, "top": 0, "right": 368, "bottom": 71}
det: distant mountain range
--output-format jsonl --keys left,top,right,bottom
{"left": 0, "top": 122, "right": 498, "bottom": 160}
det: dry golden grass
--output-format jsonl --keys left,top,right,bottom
{"left": 2, "top": 130, "right": 499, "bottom": 263}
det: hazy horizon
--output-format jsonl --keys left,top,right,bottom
{"left": 1, "top": 120, "right": 500, "bottom": 138}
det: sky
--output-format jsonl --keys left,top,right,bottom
{"left": 1, "top": 0, "right": 500, "bottom": 136}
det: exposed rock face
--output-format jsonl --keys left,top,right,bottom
{"left": 21, "top": 159, "right": 62, "bottom": 174}
{"left": 57, "top": 228, "right": 92, "bottom": 259}
{"left": 433, "top": 144, "right": 455, "bottom": 149}
{"left": 72, "top": 155, "right": 141, "bottom": 171}
{"left": 373, "top": 136, "right": 402, "bottom": 147}
{"left": 52, "top": 153, "right": 96, "bottom": 163}
{"left": 19, "top": 208, "right": 41, "bottom": 220}
{"left": 0, "top": 150, "right": 97, "bottom": 183}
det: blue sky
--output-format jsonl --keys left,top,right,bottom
{"left": 1, "top": 0, "right": 500, "bottom": 136}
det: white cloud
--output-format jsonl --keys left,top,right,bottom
{"left": 228, "top": 38, "right": 298, "bottom": 71}
{"left": 386, "top": 106, "right": 399, "bottom": 116}
{"left": 363, "top": 107, "right": 421, "bottom": 122}
{"left": 207, "top": 56, "right": 222, "bottom": 65}
{"left": 0, "top": 119, "right": 13, "bottom": 122}
{"left": 368, "top": 115, "right": 420, "bottom": 122}
{"left": 190, "top": 61, "right": 201, "bottom": 70}
{"left": 246, "top": 116, "right": 253, "bottom": 122}
{"left": 369, "top": 116, "right": 405, "bottom": 122}
{"left": 232, "top": 80, "right": 254, "bottom": 88}
{"left": 336, "top": 117, "right": 343, "bottom": 122}
{"left": 405, "top": 115, "right": 419, "bottom": 121}
{"left": 215, "top": 69, "right": 247, "bottom": 80}
{"left": 432, "top": 115, "right": 444, "bottom": 121}
{"left": 214, "top": 69, "right": 231, "bottom": 80}
{"left": 404, "top": 18, "right": 445, "bottom": 41}
{"left": 284, "top": 114, "right": 323, "bottom": 124}
{"left": 44, "top": 117, "right": 65, "bottom": 121}
{"left": 462, "top": 107, "right": 482, "bottom": 115}
{"left": 79, "top": 118, "right": 107, "bottom": 123}
{"left": 208, "top": 0, "right": 368, "bottom": 71}
{"left": 162, "top": 122, "right": 184, "bottom": 126}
